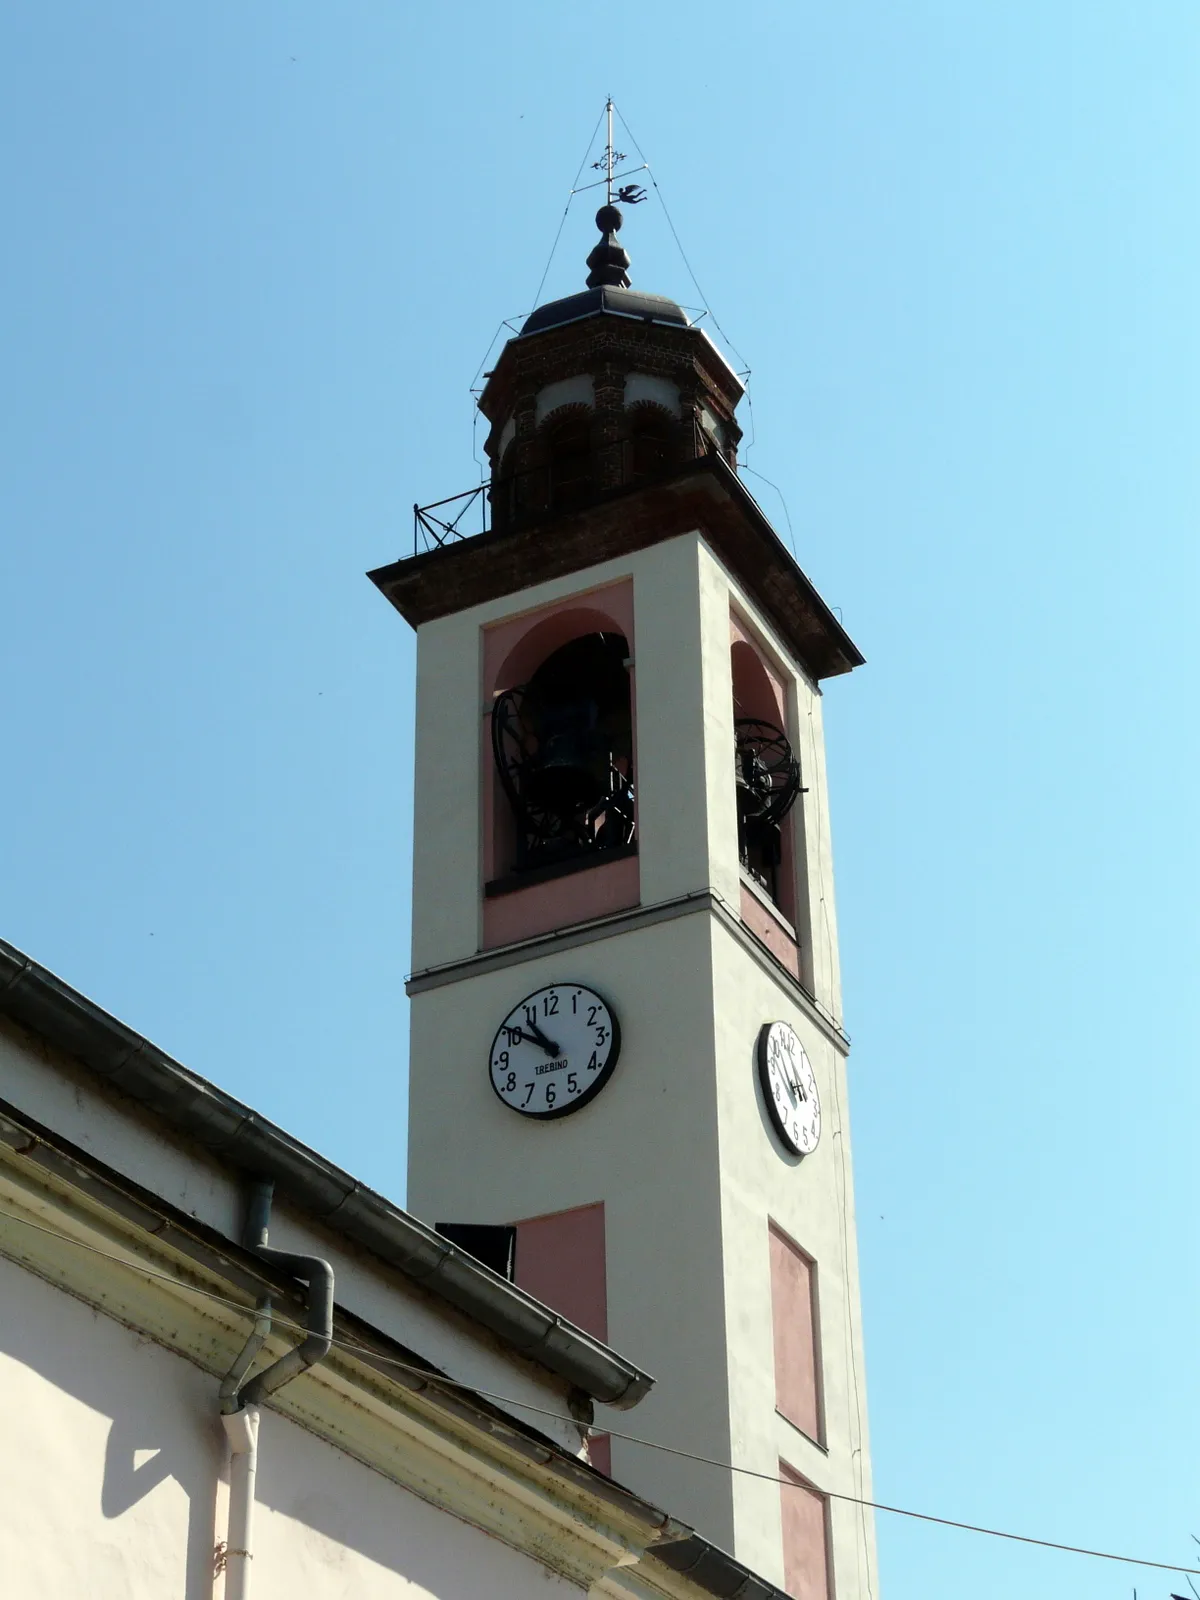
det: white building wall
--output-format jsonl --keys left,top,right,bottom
{"left": 411, "top": 609, "right": 483, "bottom": 969}
{"left": 631, "top": 535, "right": 723, "bottom": 906}
{"left": 709, "top": 921, "right": 875, "bottom": 1593}
{"left": 0, "top": 1252, "right": 588, "bottom": 1600}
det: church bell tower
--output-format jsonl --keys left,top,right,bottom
{"left": 370, "top": 178, "right": 878, "bottom": 1600}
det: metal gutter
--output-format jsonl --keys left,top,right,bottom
{"left": 0, "top": 937, "right": 653, "bottom": 1409}
{"left": 648, "top": 1534, "right": 787, "bottom": 1600}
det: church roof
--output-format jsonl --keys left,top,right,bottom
{"left": 519, "top": 199, "right": 691, "bottom": 338}
{"left": 521, "top": 284, "right": 690, "bottom": 337}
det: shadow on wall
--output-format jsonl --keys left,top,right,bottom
{"left": 1, "top": 1254, "right": 581, "bottom": 1599}
{"left": 102, "top": 1404, "right": 221, "bottom": 1599}
{"left": 0, "top": 1253, "right": 221, "bottom": 1600}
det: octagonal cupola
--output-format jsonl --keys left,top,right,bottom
{"left": 479, "top": 205, "right": 744, "bottom": 531}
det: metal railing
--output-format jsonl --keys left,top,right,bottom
{"left": 411, "top": 426, "right": 720, "bottom": 557}
{"left": 411, "top": 459, "right": 585, "bottom": 557}
{"left": 413, "top": 486, "right": 488, "bottom": 553}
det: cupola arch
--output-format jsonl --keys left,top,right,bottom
{"left": 625, "top": 399, "right": 680, "bottom": 482}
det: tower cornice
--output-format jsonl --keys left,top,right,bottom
{"left": 403, "top": 886, "right": 852, "bottom": 1058}
{"left": 368, "top": 453, "right": 863, "bottom": 683}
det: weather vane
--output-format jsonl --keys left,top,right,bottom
{"left": 590, "top": 97, "right": 647, "bottom": 207}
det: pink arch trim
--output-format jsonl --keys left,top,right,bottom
{"left": 480, "top": 579, "right": 639, "bottom": 949}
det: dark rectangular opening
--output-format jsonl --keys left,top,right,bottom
{"left": 434, "top": 1223, "right": 516, "bottom": 1281}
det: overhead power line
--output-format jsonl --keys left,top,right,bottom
{"left": 0, "top": 1202, "right": 1195, "bottom": 1579}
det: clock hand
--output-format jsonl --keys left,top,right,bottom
{"left": 521, "top": 1021, "right": 562, "bottom": 1057}
{"left": 779, "top": 1055, "right": 803, "bottom": 1102}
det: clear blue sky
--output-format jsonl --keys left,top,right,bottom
{"left": 2, "top": 5, "right": 1197, "bottom": 1596}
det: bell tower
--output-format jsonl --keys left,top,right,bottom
{"left": 370, "top": 186, "right": 878, "bottom": 1600}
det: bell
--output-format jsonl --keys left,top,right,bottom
{"left": 735, "top": 745, "right": 772, "bottom": 820}
{"left": 522, "top": 700, "right": 606, "bottom": 818}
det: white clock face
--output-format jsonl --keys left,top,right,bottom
{"left": 757, "top": 1021, "right": 821, "bottom": 1156}
{"left": 489, "top": 984, "right": 620, "bottom": 1120}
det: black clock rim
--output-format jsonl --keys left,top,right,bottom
{"left": 489, "top": 983, "right": 622, "bottom": 1122}
{"left": 756, "top": 1020, "right": 811, "bottom": 1158}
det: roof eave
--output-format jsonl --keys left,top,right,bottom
{"left": 0, "top": 937, "right": 654, "bottom": 1409}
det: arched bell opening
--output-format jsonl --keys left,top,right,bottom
{"left": 731, "top": 638, "right": 802, "bottom": 918}
{"left": 626, "top": 401, "right": 678, "bottom": 483}
{"left": 541, "top": 405, "right": 594, "bottom": 513}
{"left": 490, "top": 440, "right": 520, "bottom": 533}
{"left": 492, "top": 631, "right": 634, "bottom": 877}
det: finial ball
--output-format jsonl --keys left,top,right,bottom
{"left": 595, "top": 204, "right": 623, "bottom": 235}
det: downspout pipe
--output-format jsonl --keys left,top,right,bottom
{"left": 238, "top": 1177, "right": 335, "bottom": 1404}
{"left": 216, "top": 1180, "right": 334, "bottom": 1600}
{"left": 220, "top": 1298, "right": 273, "bottom": 1413}
{"left": 218, "top": 1300, "right": 271, "bottom": 1600}
{"left": 221, "top": 1406, "right": 260, "bottom": 1600}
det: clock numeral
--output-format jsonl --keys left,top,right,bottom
{"left": 587, "top": 1004, "right": 600, "bottom": 1025}
{"left": 587, "top": 1051, "right": 600, "bottom": 1071}
{"left": 543, "top": 993, "right": 559, "bottom": 1016}
{"left": 545, "top": 1083, "right": 557, "bottom": 1107}
{"left": 497, "top": 1050, "right": 509, "bottom": 1068}
{"left": 567, "top": 1072, "right": 578, "bottom": 1094}
{"left": 522, "top": 1082, "right": 535, "bottom": 1105}
{"left": 505, "top": 1072, "right": 516, "bottom": 1092}
{"left": 524, "top": 1006, "right": 537, "bottom": 1028}
{"left": 594, "top": 1025, "right": 608, "bottom": 1045}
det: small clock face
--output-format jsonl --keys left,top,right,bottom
{"left": 489, "top": 983, "right": 620, "bottom": 1120}
{"left": 757, "top": 1021, "right": 821, "bottom": 1157}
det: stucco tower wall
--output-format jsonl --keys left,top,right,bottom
{"left": 405, "top": 533, "right": 876, "bottom": 1594}
{"left": 408, "top": 913, "right": 734, "bottom": 1549}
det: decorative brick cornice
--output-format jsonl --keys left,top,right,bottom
{"left": 480, "top": 316, "right": 741, "bottom": 450}
{"left": 372, "top": 455, "right": 863, "bottom": 683}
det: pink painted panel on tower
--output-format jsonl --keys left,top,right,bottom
{"left": 740, "top": 881, "right": 801, "bottom": 980}
{"left": 778, "top": 1462, "right": 830, "bottom": 1600}
{"left": 730, "top": 612, "right": 787, "bottom": 723}
{"left": 769, "top": 1222, "right": 822, "bottom": 1442}
{"left": 513, "top": 1201, "right": 607, "bottom": 1343}
{"left": 483, "top": 852, "right": 640, "bottom": 949}
{"left": 483, "top": 580, "right": 635, "bottom": 699}
{"left": 481, "top": 579, "right": 640, "bottom": 947}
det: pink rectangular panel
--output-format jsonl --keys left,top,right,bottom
{"left": 514, "top": 1202, "right": 607, "bottom": 1342}
{"left": 483, "top": 851, "right": 640, "bottom": 950}
{"left": 741, "top": 880, "right": 801, "bottom": 980}
{"left": 769, "top": 1222, "right": 821, "bottom": 1442}
{"left": 778, "top": 1462, "right": 830, "bottom": 1600}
